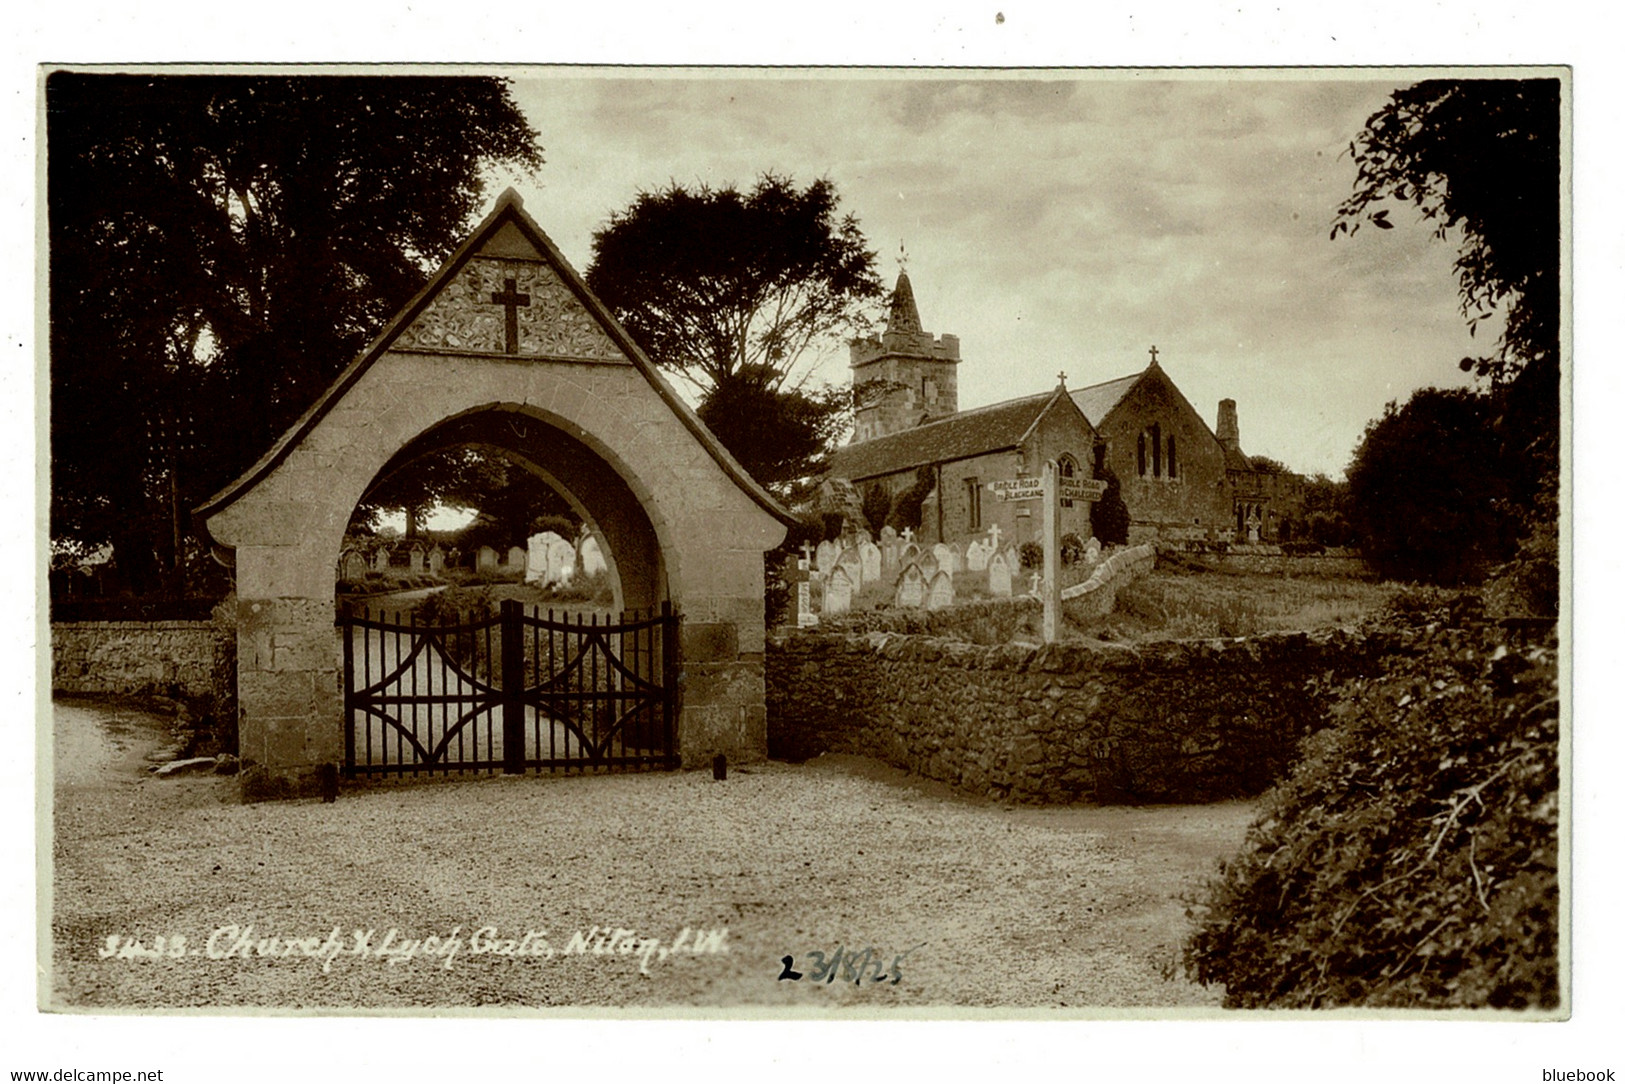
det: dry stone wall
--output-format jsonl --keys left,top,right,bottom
{"left": 52, "top": 621, "right": 234, "bottom": 701}
{"left": 766, "top": 627, "right": 1394, "bottom": 804}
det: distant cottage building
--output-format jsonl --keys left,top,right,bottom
{"left": 829, "top": 270, "right": 1303, "bottom": 546}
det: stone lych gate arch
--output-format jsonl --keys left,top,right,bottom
{"left": 197, "top": 189, "right": 794, "bottom": 797}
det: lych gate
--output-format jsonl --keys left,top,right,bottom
{"left": 197, "top": 189, "right": 794, "bottom": 798}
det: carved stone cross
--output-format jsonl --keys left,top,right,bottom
{"left": 491, "top": 277, "right": 530, "bottom": 354}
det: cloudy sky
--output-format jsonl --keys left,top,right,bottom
{"left": 491, "top": 71, "right": 1497, "bottom": 480}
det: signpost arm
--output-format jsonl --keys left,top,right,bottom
{"left": 1042, "top": 459, "right": 1060, "bottom": 644}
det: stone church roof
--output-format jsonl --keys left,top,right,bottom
{"left": 1067, "top": 371, "right": 1142, "bottom": 427}
{"left": 831, "top": 387, "right": 1065, "bottom": 481}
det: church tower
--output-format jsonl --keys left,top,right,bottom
{"left": 848, "top": 269, "right": 960, "bottom": 442}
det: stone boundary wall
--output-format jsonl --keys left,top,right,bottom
{"left": 766, "top": 627, "right": 1395, "bottom": 804}
{"left": 1200, "top": 553, "right": 1371, "bottom": 578}
{"left": 1060, "top": 543, "right": 1157, "bottom": 618}
{"left": 52, "top": 621, "right": 233, "bottom": 701}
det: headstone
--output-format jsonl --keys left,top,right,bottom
{"left": 545, "top": 536, "right": 576, "bottom": 585}
{"left": 858, "top": 539, "right": 882, "bottom": 584}
{"left": 579, "top": 533, "right": 607, "bottom": 575}
{"left": 987, "top": 551, "right": 1013, "bottom": 598}
{"left": 966, "top": 540, "right": 989, "bottom": 572}
{"left": 837, "top": 546, "right": 865, "bottom": 590}
{"left": 880, "top": 525, "right": 898, "bottom": 543}
{"left": 372, "top": 547, "right": 391, "bottom": 572}
{"left": 932, "top": 542, "right": 955, "bottom": 574}
{"left": 815, "top": 539, "right": 840, "bottom": 574}
{"left": 340, "top": 550, "right": 368, "bottom": 581}
{"left": 898, "top": 542, "right": 921, "bottom": 569}
{"left": 527, "top": 531, "right": 570, "bottom": 584}
{"left": 925, "top": 569, "right": 955, "bottom": 611}
{"left": 1084, "top": 536, "right": 1102, "bottom": 564}
{"left": 407, "top": 544, "right": 426, "bottom": 573}
{"left": 507, "top": 545, "right": 527, "bottom": 570}
{"left": 824, "top": 566, "right": 855, "bottom": 616}
{"left": 477, "top": 545, "right": 498, "bottom": 572}
{"left": 427, "top": 545, "right": 445, "bottom": 574}
{"left": 879, "top": 527, "right": 901, "bottom": 572}
{"left": 894, "top": 563, "right": 927, "bottom": 609}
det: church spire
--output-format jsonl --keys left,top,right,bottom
{"left": 887, "top": 269, "right": 923, "bottom": 335}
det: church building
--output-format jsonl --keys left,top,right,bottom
{"left": 828, "top": 270, "right": 1302, "bottom": 546}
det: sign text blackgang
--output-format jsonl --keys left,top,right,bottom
{"left": 98, "top": 924, "right": 728, "bottom": 975}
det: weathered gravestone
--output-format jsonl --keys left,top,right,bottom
{"left": 894, "top": 563, "right": 927, "bottom": 609}
{"left": 1084, "top": 536, "right": 1102, "bottom": 564}
{"left": 898, "top": 542, "right": 921, "bottom": 569}
{"left": 966, "top": 540, "right": 989, "bottom": 572}
{"left": 579, "top": 533, "right": 607, "bottom": 575}
{"left": 477, "top": 545, "right": 498, "bottom": 572}
{"left": 859, "top": 538, "right": 882, "bottom": 585}
{"left": 506, "top": 545, "right": 527, "bottom": 570}
{"left": 987, "top": 550, "right": 1013, "bottom": 598}
{"left": 427, "top": 545, "right": 445, "bottom": 573}
{"left": 824, "top": 565, "right": 855, "bottom": 617}
{"left": 879, "top": 526, "right": 901, "bottom": 572}
{"left": 925, "top": 569, "right": 955, "bottom": 611}
{"left": 407, "top": 543, "right": 426, "bottom": 573}
{"left": 815, "top": 539, "right": 840, "bottom": 575}
{"left": 340, "top": 550, "right": 368, "bottom": 582}
{"left": 837, "top": 546, "right": 865, "bottom": 591}
{"left": 932, "top": 542, "right": 956, "bottom": 574}
{"left": 372, "top": 547, "right": 392, "bottom": 572}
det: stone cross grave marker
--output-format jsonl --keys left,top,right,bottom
{"left": 925, "top": 569, "right": 955, "bottom": 611}
{"left": 824, "top": 565, "right": 855, "bottom": 616}
{"left": 894, "top": 563, "right": 926, "bottom": 609}
{"left": 987, "top": 550, "right": 1013, "bottom": 598}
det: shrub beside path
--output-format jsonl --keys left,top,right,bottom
{"left": 49, "top": 700, "right": 1252, "bottom": 1011}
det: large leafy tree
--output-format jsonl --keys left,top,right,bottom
{"left": 48, "top": 73, "right": 543, "bottom": 595}
{"left": 1345, "top": 388, "right": 1516, "bottom": 584}
{"left": 585, "top": 173, "right": 884, "bottom": 499}
{"left": 1333, "top": 78, "right": 1560, "bottom": 521}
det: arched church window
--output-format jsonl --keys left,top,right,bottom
{"left": 1167, "top": 433, "right": 1177, "bottom": 478}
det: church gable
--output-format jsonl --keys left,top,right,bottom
{"left": 393, "top": 246, "right": 624, "bottom": 362}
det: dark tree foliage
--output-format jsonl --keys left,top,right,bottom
{"left": 585, "top": 173, "right": 882, "bottom": 496}
{"left": 1333, "top": 79, "right": 1559, "bottom": 383}
{"left": 1334, "top": 79, "right": 1560, "bottom": 529}
{"left": 355, "top": 446, "right": 507, "bottom": 539}
{"left": 693, "top": 364, "right": 851, "bottom": 504}
{"left": 1345, "top": 388, "right": 1516, "bottom": 585}
{"left": 1247, "top": 455, "right": 1288, "bottom": 475}
{"left": 884, "top": 466, "right": 937, "bottom": 534}
{"left": 1184, "top": 613, "right": 1558, "bottom": 1009}
{"left": 48, "top": 73, "right": 543, "bottom": 594}
{"left": 1090, "top": 465, "right": 1130, "bottom": 546}
{"left": 1299, "top": 473, "right": 1355, "bottom": 548}
{"left": 586, "top": 173, "right": 884, "bottom": 392}
{"left": 859, "top": 482, "right": 893, "bottom": 539}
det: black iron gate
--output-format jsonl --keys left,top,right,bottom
{"left": 338, "top": 599, "right": 680, "bottom": 777}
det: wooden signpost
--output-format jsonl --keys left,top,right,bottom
{"left": 987, "top": 465, "right": 1110, "bottom": 643}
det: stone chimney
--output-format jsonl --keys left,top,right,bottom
{"left": 1216, "top": 398, "right": 1241, "bottom": 453}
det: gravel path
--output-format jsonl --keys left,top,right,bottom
{"left": 49, "top": 698, "right": 1253, "bottom": 1011}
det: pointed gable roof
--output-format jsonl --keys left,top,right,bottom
{"left": 1068, "top": 371, "right": 1143, "bottom": 426}
{"left": 196, "top": 188, "right": 796, "bottom": 527}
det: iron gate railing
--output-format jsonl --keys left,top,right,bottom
{"left": 338, "top": 599, "right": 679, "bottom": 777}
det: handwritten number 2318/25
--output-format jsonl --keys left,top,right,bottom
{"left": 778, "top": 946, "right": 913, "bottom": 986}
